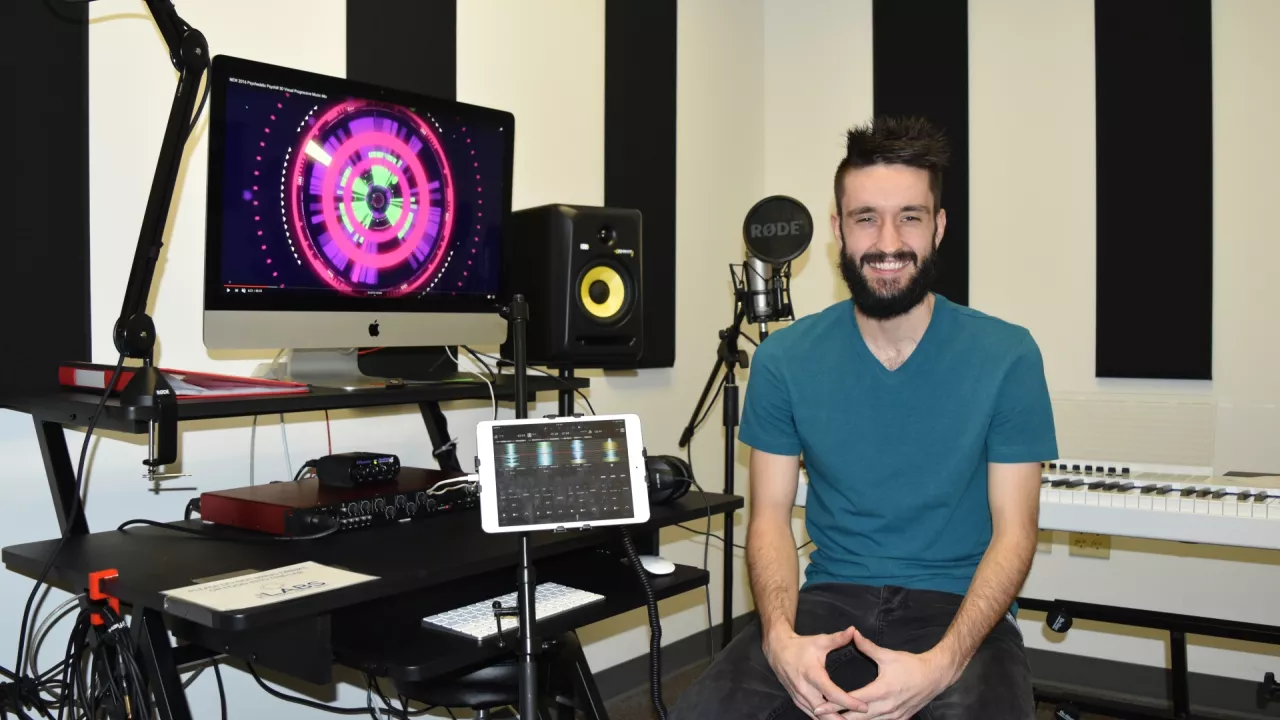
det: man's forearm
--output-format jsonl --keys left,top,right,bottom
{"left": 931, "top": 529, "right": 1037, "bottom": 679}
{"left": 747, "top": 517, "right": 800, "bottom": 645}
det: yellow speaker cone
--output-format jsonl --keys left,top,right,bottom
{"left": 580, "top": 264, "right": 626, "bottom": 320}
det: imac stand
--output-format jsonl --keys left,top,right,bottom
{"left": 258, "top": 349, "right": 386, "bottom": 390}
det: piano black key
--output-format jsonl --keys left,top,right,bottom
{"left": 1257, "top": 491, "right": 1270, "bottom": 503}
{"left": 1239, "top": 490, "right": 1254, "bottom": 501}
{"left": 1195, "top": 488, "right": 1212, "bottom": 498}
{"left": 1211, "top": 489, "right": 1228, "bottom": 499}
{"left": 1103, "top": 481, "right": 1121, "bottom": 490}
{"left": 1116, "top": 482, "right": 1134, "bottom": 492}
{"left": 1065, "top": 479, "right": 1085, "bottom": 488}
{"left": 1041, "top": 476, "right": 1051, "bottom": 485}
{"left": 1051, "top": 478, "right": 1070, "bottom": 487}
{"left": 1088, "top": 480, "right": 1107, "bottom": 490}
{"left": 1141, "top": 483, "right": 1158, "bottom": 494}
{"left": 1155, "top": 484, "right": 1173, "bottom": 495}
{"left": 1180, "top": 487, "right": 1198, "bottom": 496}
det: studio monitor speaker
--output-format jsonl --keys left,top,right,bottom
{"left": 501, "top": 204, "right": 643, "bottom": 368}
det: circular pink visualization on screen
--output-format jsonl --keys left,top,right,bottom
{"left": 287, "top": 98, "right": 455, "bottom": 295}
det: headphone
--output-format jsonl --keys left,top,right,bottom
{"left": 645, "top": 453, "right": 692, "bottom": 505}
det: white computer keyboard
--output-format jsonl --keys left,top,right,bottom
{"left": 421, "top": 582, "right": 606, "bottom": 641}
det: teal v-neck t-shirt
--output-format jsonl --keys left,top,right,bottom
{"left": 739, "top": 294, "right": 1057, "bottom": 597}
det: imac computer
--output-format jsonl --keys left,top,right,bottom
{"left": 203, "top": 55, "right": 514, "bottom": 385}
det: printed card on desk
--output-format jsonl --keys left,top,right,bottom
{"left": 161, "top": 561, "right": 377, "bottom": 612}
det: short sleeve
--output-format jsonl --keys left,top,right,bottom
{"left": 738, "top": 338, "right": 803, "bottom": 456}
{"left": 987, "top": 332, "right": 1058, "bottom": 463}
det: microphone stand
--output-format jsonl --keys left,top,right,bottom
{"left": 496, "top": 294, "right": 538, "bottom": 720}
{"left": 112, "top": 0, "right": 209, "bottom": 479}
{"left": 677, "top": 260, "right": 793, "bottom": 651}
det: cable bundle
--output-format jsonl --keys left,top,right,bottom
{"left": 0, "top": 596, "right": 149, "bottom": 720}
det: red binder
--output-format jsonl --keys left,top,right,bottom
{"left": 58, "top": 362, "right": 310, "bottom": 400}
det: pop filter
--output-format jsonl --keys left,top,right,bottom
{"left": 742, "top": 195, "right": 813, "bottom": 265}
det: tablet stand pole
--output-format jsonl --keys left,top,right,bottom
{"left": 498, "top": 294, "right": 539, "bottom": 720}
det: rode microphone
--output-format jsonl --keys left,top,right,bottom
{"left": 737, "top": 196, "right": 813, "bottom": 335}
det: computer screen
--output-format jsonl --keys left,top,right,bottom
{"left": 491, "top": 418, "right": 636, "bottom": 528}
{"left": 203, "top": 56, "right": 513, "bottom": 350}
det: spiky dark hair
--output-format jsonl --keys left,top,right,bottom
{"left": 834, "top": 116, "right": 950, "bottom": 215}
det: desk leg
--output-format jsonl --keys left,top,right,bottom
{"left": 134, "top": 606, "right": 194, "bottom": 720}
{"left": 561, "top": 631, "right": 610, "bottom": 720}
{"left": 34, "top": 418, "right": 87, "bottom": 535}
{"left": 420, "top": 401, "right": 464, "bottom": 474}
{"left": 1170, "top": 630, "right": 1190, "bottom": 719}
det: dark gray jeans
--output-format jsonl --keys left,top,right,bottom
{"left": 670, "top": 583, "right": 1035, "bottom": 720}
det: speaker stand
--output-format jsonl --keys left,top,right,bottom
{"left": 677, "top": 303, "right": 748, "bottom": 652}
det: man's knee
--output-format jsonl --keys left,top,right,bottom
{"left": 925, "top": 617, "right": 1035, "bottom": 720}
{"left": 670, "top": 621, "right": 791, "bottom": 720}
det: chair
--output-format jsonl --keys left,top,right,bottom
{"left": 394, "top": 632, "right": 607, "bottom": 720}
{"left": 396, "top": 655, "right": 522, "bottom": 719}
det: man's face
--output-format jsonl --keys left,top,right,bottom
{"left": 831, "top": 164, "right": 945, "bottom": 319}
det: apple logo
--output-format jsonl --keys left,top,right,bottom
{"left": 368, "top": 320, "right": 380, "bottom": 338}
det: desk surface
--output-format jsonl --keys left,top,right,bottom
{"left": 3, "top": 373, "right": 587, "bottom": 434}
{"left": 1, "top": 491, "right": 741, "bottom": 633}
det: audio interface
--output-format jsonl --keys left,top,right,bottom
{"left": 199, "top": 467, "right": 478, "bottom": 537}
{"left": 314, "top": 451, "right": 400, "bottom": 488}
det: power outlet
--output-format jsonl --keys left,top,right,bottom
{"left": 1068, "top": 532, "right": 1111, "bottom": 559}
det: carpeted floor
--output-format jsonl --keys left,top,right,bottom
{"left": 603, "top": 659, "right": 1122, "bottom": 720}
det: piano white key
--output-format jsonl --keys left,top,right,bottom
{"left": 1037, "top": 461, "right": 1280, "bottom": 550}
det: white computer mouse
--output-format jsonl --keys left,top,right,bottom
{"left": 636, "top": 554, "right": 676, "bottom": 575}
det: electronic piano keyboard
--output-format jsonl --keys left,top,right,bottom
{"left": 1038, "top": 459, "right": 1280, "bottom": 551}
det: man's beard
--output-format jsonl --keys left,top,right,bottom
{"left": 839, "top": 242, "right": 939, "bottom": 320}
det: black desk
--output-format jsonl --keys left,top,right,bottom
{"left": 2, "top": 491, "right": 743, "bottom": 719}
{"left": 2, "top": 374, "right": 747, "bottom": 719}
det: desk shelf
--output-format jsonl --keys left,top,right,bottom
{"left": 4, "top": 374, "right": 586, "bottom": 434}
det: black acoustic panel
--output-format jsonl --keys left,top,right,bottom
{"left": 605, "top": 0, "right": 677, "bottom": 368}
{"left": 347, "top": 0, "right": 456, "bottom": 100}
{"left": 0, "top": 0, "right": 91, "bottom": 399}
{"left": 347, "top": 0, "right": 457, "bottom": 370}
{"left": 1095, "top": 0, "right": 1212, "bottom": 380}
{"left": 871, "top": 0, "right": 969, "bottom": 307}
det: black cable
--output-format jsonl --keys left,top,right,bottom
{"left": 293, "top": 459, "right": 319, "bottom": 483}
{"left": 16, "top": 354, "right": 125, "bottom": 682}
{"left": 462, "top": 346, "right": 495, "bottom": 381}
{"left": 213, "top": 662, "right": 227, "bottom": 720}
{"left": 619, "top": 527, "right": 667, "bottom": 720}
{"left": 246, "top": 663, "right": 373, "bottom": 716}
{"left": 116, "top": 517, "right": 339, "bottom": 541}
{"left": 187, "top": 73, "right": 210, "bottom": 138}
{"left": 469, "top": 349, "right": 597, "bottom": 415}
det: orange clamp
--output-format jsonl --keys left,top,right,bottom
{"left": 88, "top": 569, "right": 119, "bottom": 626}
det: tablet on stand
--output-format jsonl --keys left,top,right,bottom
{"left": 476, "top": 414, "right": 650, "bottom": 534}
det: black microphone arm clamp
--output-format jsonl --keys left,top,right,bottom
{"left": 111, "top": 0, "right": 209, "bottom": 471}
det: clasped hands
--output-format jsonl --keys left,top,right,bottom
{"left": 763, "top": 626, "right": 959, "bottom": 720}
